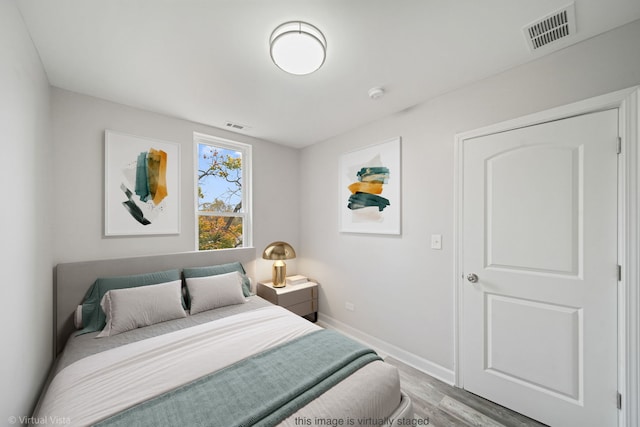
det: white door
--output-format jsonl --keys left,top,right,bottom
{"left": 461, "top": 109, "right": 619, "bottom": 426}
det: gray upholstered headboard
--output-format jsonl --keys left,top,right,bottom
{"left": 54, "top": 248, "right": 257, "bottom": 356}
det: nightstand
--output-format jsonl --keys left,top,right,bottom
{"left": 257, "top": 281, "right": 318, "bottom": 322}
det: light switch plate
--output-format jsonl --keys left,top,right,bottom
{"left": 431, "top": 234, "right": 442, "bottom": 250}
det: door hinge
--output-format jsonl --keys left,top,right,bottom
{"left": 617, "top": 137, "right": 622, "bottom": 154}
{"left": 617, "top": 392, "right": 622, "bottom": 410}
{"left": 618, "top": 264, "right": 622, "bottom": 281}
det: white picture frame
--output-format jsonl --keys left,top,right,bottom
{"left": 105, "top": 130, "right": 180, "bottom": 236}
{"left": 339, "top": 137, "right": 401, "bottom": 235}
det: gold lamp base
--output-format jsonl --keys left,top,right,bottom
{"left": 272, "top": 260, "right": 287, "bottom": 288}
{"left": 263, "top": 241, "right": 295, "bottom": 288}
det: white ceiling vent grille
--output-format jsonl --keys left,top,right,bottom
{"left": 523, "top": 3, "right": 576, "bottom": 51}
{"left": 225, "top": 121, "right": 250, "bottom": 131}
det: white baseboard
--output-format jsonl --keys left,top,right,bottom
{"left": 318, "top": 313, "right": 456, "bottom": 385}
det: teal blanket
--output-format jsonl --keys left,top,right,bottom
{"left": 95, "top": 329, "right": 381, "bottom": 427}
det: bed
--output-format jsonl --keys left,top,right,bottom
{"left": 35, "top": 249, "right": 412, "bottom": 426}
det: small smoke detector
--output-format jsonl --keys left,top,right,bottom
{"left": 368, "top": 87, "right": 385, "bottom": 100}
{"left": 523, "top": 2, "right": 576, "bottom": 51}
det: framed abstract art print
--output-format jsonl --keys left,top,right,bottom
{"left": 105, "top": 130, "right": 180, "bottom": 236}
{"left": 339, "top": 137, "right": 401, "bottom": 235}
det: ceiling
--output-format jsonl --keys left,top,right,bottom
{"left": 16, "top": 0, "right": 640, "bottom": 148}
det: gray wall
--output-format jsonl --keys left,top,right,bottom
{"left": 0, "top": 0, "right": 53, "bottom": 420}
{"left": 298, "top": 20, "right": 640, "bottom": 376}
{"left": 51, "top": 88, "right": 301, "bottom": 281}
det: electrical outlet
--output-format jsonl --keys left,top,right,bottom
{"left": 345, "top": 302, "right": 355, "bottom": 312}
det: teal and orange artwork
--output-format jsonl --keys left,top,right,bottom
{"left": 340, "top": 137, "right": 400, "bottom": 234}
{"left": 106, "top": 130, "right": 180, "bottom": 236}
{"left": 121, "top": 147, "right": 169, "bottom": 226}
{"left": 347, "top": 166, "right": 390, "bottom": 213}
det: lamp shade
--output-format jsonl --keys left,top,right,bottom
{"left": 262, "top": 241, "right": 296, "bottom": 260}
{"left": 270, "top": 21, "right": 326, "bottom": 75}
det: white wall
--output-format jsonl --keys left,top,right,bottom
{"left": 0, "top": 0, "right": 53, "bottom": 420}
{"left": 299, "top": 20, "right": 640, "bottom": 377}
{"left": 51, "top": 88, "right": 300, "bottom": 281}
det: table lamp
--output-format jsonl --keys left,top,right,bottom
{"left": 262, "top": 241, "right": 296, "bottom": 288}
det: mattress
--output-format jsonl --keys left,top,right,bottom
{"left": 35, "top": 296, "right": 412, "bottom": 426}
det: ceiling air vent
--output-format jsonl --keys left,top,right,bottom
{"left": 225, "top": 121, "right": 249, "bottom": 131}
{"left": 523, "top": 3, "right": 576, "bottom": 51}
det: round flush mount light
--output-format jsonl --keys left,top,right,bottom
{"left": 270, "top": 21, "right": 326, "bottom": 75}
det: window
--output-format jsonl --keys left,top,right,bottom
{"left": 194, "top": 133, "right": 251, "bottom": 250}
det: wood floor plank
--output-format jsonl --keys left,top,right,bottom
{"left": 385, "top": 357, "right": 548, "bottom": 427}
{"left": 439, "top": 396, "right": 506, "bottom": 427}
{"left": 396, "top": 369, "right": 445, "bottom": 407}
{"left": 420, "top": 408, "right": 473, "bottom": 427}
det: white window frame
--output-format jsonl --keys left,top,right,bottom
{"left": 194, "top": 132, "right": 252, "bottom": 250}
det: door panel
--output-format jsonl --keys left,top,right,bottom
{"left": 486, "top": 145, "right": 580, "bottom": 275}
{"left": 462, "top": 109, "right": 618, "bottom": 426}
{"left": 486, "top": 294, "right": 581, "bottom": 400}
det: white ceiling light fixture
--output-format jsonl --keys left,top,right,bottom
{"left": 270, "top": 21, "right": 327, "bottom": 75}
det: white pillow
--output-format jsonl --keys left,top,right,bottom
{"left": 74, "top": 305, "right": 83, "bottom": 329}
{"left": 97, "top": 280, "right": 186, "bottom": 337}
{"left": 186, "top": 271, "right": 247, "bottom": 315}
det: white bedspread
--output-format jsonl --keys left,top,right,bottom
{"left": 36, "top": 306, "right": 320, "bottom": 426}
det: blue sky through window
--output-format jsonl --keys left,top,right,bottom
{"left": 197, "top": 144, "right": 242, "bottom": 213}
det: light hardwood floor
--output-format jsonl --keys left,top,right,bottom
{"left": 385, "top": 357, "right": 548, "bottom": 427}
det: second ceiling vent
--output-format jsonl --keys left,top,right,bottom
{"left": 523, "top": 3, "right": 576, "bottom": 51}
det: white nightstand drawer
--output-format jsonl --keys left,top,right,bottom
{"left": 278, "top": 286, "right": 316, "bottom": 307}
{"left": 256, "top": 281, "right": 319, "bottom": 322}
{"left": 285, "top": 300, "right": 317, "bottom": 317}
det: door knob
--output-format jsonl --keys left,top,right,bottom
{"left": 466, "top": 273, "right": 479, "bottom": 283}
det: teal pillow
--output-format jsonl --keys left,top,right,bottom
{"left": 183, "top": 262, "right": 251, "bottom": 299}
{"left": 78, "top": 269, "right": 182, "bottom": 336}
